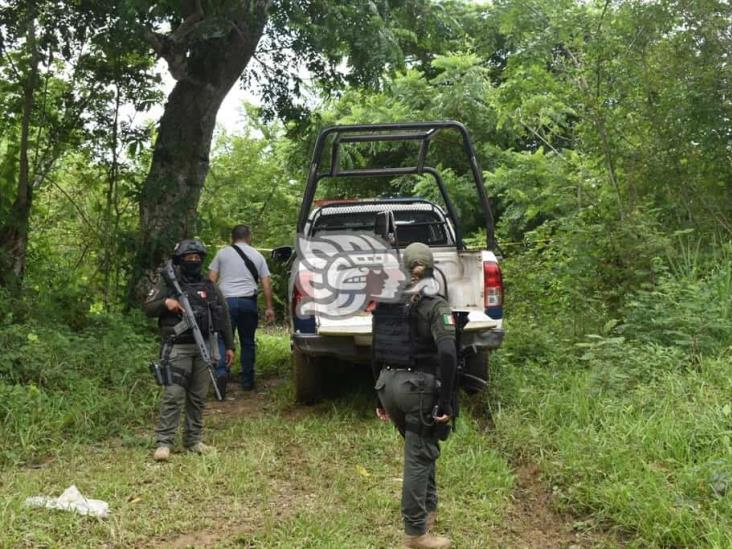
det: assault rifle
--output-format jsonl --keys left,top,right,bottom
{"left": 161, "top": 261, "right": 223, "bottom": 401}
{"left": 453, "top": 310, "right": 488, "bottom": 392}
{"left": 437, "top": 311, "right": 488, "bottom": 436}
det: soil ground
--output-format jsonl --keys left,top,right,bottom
{"left": 156, "top": 380, "right": 615, "bottom": 549}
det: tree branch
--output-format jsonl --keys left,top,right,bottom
{"left": 174, "top": 0, "right": 204, "bottom": 42}
{"left": 519, "top": 117, "right": 567, "bottom": 160}
{"left": 143, "top": 28, "right": 189, "bottom": 81}
{"left": 252, "top": 52, "right": 278, "bottom": 75}
{"left": 142, "top": 0, "right": 205, "bottom": 81}
{"left": 49, "top": 179, "right": 99, "bottom": 238}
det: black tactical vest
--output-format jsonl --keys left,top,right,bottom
{"left": 159, "top": 277, "right": 222, "bottom": 342}
{"left": 372, "top": 295, "right": 439, "bottom": 368}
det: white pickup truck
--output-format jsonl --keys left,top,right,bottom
{"left": 272, "top": 122, "right": 505, "bottom": 403}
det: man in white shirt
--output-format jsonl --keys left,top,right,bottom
{"left": 208, "top": 225, "right": 275, "bottom": 392}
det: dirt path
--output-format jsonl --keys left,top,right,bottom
{"left": 160, "top": 477, "right": 298, "bottom": 549}
{"left": 493, "top": 463, "right": 607, "bottom": 549}
{"left": 151, "top": 381, "right": 303, "bottom": 549}
{"left": 156, "top": 381, "right": 610, "bottom": 548}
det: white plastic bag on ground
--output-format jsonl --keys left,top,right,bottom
{"left": 25, "top": 485, "right": 109, "bottom": 517}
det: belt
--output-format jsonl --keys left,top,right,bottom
{"left": 229, "top": 295, "right": 257, "bottom": 300}
{"left": 384, "top": 364, "right": 437, "bottom": 375}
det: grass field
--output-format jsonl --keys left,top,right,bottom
{"left": 4, "top": 324, "right": 731, "bottom": 547}
{"left": 1, "top": 374, "right": 516, "bottom": 548}
{"left": 491, "top": 351, "right": 732, "bottom": 548}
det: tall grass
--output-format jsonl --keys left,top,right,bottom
{"left": 1, "top": 365, "right": 514, "bottom": 548}
{"left": 491, "top": 242, "right": 732, "bottom": 547}
{"left": 624, "top": 242, "right": 732, "bottom": 357}
{"left": 4, "top": 235, "right": 732, "bottom": 546}
{"left": 0, "top": 317, "right": 293, "bottom": 468}
{"left": 0, "top": 313, "right": 159, "bottom": 467}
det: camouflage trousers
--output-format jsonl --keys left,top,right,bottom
{"left": 155, "top": 344, "right": 210, "bottom": 448}
{"left": 376, "top": 367, "right": 440, "bottom": 536}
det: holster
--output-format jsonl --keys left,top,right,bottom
{"left": 170, "top": 366, "right": 191, "bottom": 389}
{"left": 150, "top": 339, "right": 190, "bottom": 389}
{"left": 404, "top": 414, "right": 452, "bottom": 441}
{"left": 149, "top": 362, "right": 173, "bottom": 386}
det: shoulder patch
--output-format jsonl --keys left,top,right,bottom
{"left": 442, "top": 313, "right": 455, "bottom": 326}
{"left": 144, "top": 278, "right": 162, "bottom": 301}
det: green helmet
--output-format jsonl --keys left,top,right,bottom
{"left": 172, "top": 239, "right": 207, "bottom": 262}
{"left": 403, "top": 242, "right": 433, "bottom": 270}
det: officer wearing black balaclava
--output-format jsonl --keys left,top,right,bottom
{"left": 143, "top": 239, "right": 234, "bottom": 462}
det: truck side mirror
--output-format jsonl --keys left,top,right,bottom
{"left": 271, "top": 245, "right": 293, "bottom": 263}
{"left": 374, "top": 210, "right": 398, "bottom": 246}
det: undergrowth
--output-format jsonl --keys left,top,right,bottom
{"left": 491, "top": 242, "right": 732, "bottom": 547}
{"left": 1, "top": 337, "right": 513, "bottom": 548}
{"left": 0, "top": 312, "right": 290, "bottom": 468}
{"left": 3, "top": 235, "right": 732, "bottom": 546}
{"left": 0, "top": 313, "right": 158, "bottom": 467}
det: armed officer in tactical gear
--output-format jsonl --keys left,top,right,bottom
{"left": 373, "top": 242, "right": 457, "bottom": 549}
{"left": 144, "top": 239, "right": 235, "bottom": 462}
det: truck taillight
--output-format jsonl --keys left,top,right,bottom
{"left": 292, "top": 284, "right": 303, "bottom": 314}
{"left": 483, "top": 261, "right": 504, "bottom": 314}
{"left": 292, "top": 271, "right": 313, "bottom": 317}
{"left": 292, "top": 270, "right": 316, "bottom": 333}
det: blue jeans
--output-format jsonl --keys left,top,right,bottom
{"left": 216, "top": 296, "right": 258, "bottom": 388}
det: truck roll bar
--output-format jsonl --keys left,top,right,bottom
{"left": 296, "top": 121, "right": 497, "bottom": 251}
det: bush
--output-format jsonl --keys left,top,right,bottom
{"left": 624, "top": 245, "right": 732, "bottom": 358}
{"left": 494, "top": 350, "right": 732, "bottom": 547}
{"left": 255, "top": 329, "right": 292, "bottom": 378}
{"left": 0, "top": 313, "right": 294, "bottom": 467}
{"left": 0, "top": 312, "right": 159, "bottom": 467}
{"left": 491, "top": 232, "right": 732, "bottom": 546}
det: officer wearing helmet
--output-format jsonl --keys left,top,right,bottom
{"left": 144, "top": 239, "right": 235, "bottom": 462}
{"left": 373, "top": 242, "right": 457, "bottom": 549}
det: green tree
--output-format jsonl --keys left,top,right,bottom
{"left": 490, "top": 0, "right": 732, "bottom": 232}
{"left": 198, "top": 107, "right": 300, "bottom": 249}
{"left": 125, "top": 0, "right": 444, "bottom": 304}
{"left": 0, "top": 0, "right": 155, "bottom": 291}
{"left": 290, "top": 49, "right": 515, "bottom": 238}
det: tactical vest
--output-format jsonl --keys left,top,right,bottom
{"left": 159, "top": 277, "right": 223, "bottom": 343}
{"left": 372, "top": 295, "right": 439, "bottom": 368}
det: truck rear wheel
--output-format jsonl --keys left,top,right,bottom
{"left": 293, "top": 348, "right": 322, "bottom": 404}
{"left": 463, "top": 350, "right": 489, "bottom": 395}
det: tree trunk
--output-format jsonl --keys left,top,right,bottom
{"left": 0, "top": 11, "right": 40, "bottom": 290}
{"left": 102, "top": 82, "right": 122, "bottom": 310}
{"left": 127, "top": 2, "right": 270, "bottom": 305}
